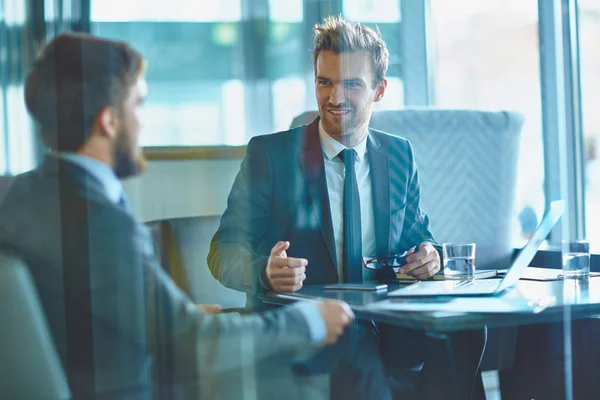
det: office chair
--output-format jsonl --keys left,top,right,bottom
{"left": 0, "top": 175, "right": 14, "bottom": 204}
{"left": 147, "top": 216, "right": 247, "bottom": 309}
{"left": 0, "top": 251, "right": 71, "bottom": 399}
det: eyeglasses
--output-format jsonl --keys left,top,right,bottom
{"left": 362, "top": 244, "right": 443, "bottom": 270}
{"left": 362, "top": 251, "right": 409, "bottom": 270}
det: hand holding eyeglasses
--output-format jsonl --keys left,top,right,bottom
{"left": 363, "top": 243, "right": 441, "bottom": 280}
{"left": 400, "top": 243, "right": 440, "bottom": 280}
{"left": 362, "top": 249, "right": 413, "bottom": 270}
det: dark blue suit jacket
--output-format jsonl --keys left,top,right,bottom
{"left": 209, "top": 118, "right": 435, "bottom": 295}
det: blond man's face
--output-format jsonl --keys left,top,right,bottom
{"left": 315, "top": 50, "right": 386, "bottom": 143}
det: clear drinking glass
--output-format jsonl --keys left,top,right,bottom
{"left": 562, "top": 240, "right": 590, "bottom": 279}
{"left": 443, "top": 243, "right": 476, "bottom": 280}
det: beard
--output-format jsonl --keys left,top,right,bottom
{"left": 113, "top": 129, "right": 146, "bottom": 179}
{"left": 320, "top": 103, "right": 370, "bottom": 139}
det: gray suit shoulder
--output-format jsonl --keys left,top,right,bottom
{"left": 88, "top": 201, "right": 139, "bottom": 230}
{"left": 369, "top": 127, "right": 411, "bottom": 148}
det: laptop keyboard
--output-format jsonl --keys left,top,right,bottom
{"left": 452, "top": 279, "right": 499, "bottom": 294}
{"left": 388, "top": 278, "right": 502, "bottom": 296}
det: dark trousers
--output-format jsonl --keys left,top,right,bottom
{"left": 500, "top": 319, "right": 600, "bottom": 399}
{"left": 379, "top": 324, "right": 487, "bottom": 400}
{"left": 298, "top": 321, "right": 487, "bottom": 400}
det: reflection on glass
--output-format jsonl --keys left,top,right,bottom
{"left": 579, "top": 0, "right": 600, "bottom": 245}
{"left": 430, "top": 0, "right": 544, "bottom": 246}
{"left": 343, "top": 0, "right": 401, "bottom": 23}
{"left": 91, "top": 0, "right": 242, "bottom": 22}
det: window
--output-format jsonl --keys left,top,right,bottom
{"left": 342, "top": 1, "right": 404, "bottom": 108}
{"left": 91, "top": 0, "right": 247, "bottom": 146}
{"left": 1, "top": 0, "right": 37, "bottom": 175}
{"left": 269, "top": 0, "right": 303, "bottom": 23}
{"left": 430, "top": 0, "right": 545, "bottom": 246}
{"left": 373, "top": 77, "right": 404, "bottom": 110}
{"left": 578, "top": 0, "right": 600, "bottom": 245}
{"left": 90, "top": 0, "right": 409, "bottom": 146}
{"left": 0, "top": 90, "right": 6, "bottom": 175}
{"left": 343, "top": 0, "right": 401, "bottom": 23}
{"left": 91, "top": 0, "right": 314, "bottom": 145}
{"left": 91, "top": 0, "right": 242, "bottom": 22}
{"left": 0, "top": 85, "right": 36, "bottom": 175}
{"left": 267, "top": 0, "right": 310, "bottom": 132}
{"left": 4, "top": 0, "right": 27, "bottom": 25}
{"left": 272, "top": 77, "right": 306, "bottom": 132}
{"left": 4, "top": 87, "right": 36, "bottom": 173}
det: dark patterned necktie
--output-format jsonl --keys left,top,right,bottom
{"left": 339, "top": 149, "right": 362, "bottom": 283}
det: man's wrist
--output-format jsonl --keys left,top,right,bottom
{"left": 420, "top": 241, "right": 442, "bottom": 254}
{"left": 292, "top": 301, "right": 326, "bottom": 344}
{"left": 257, "top": 257, "right": 272, "bottom": 291}
{"left": 420, "top": 242, "right": 443, "bottom": 268}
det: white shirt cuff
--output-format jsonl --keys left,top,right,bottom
{"left": 292, "top": 301, "right": 326, "bottom": 344}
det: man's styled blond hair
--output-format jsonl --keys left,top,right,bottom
{"left": 313, "top": 15, "right": 389, "bottom": 88}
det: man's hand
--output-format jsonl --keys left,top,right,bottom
{"left": 266, "top": 241, "right": 308, "bottom": 292}
{"left": 398, "top": 243, "right": 440, "bottom": 280}
{"left": 196, "top": 304, "right": 223, "bottom": 314}
{"left": 315, "top": 300, "right": 355, "bottom": 345}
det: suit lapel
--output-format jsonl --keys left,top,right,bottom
{"left": 299, "top": 120, "right": 338, "bottom": 272}
{"left": 368, "top": 131, "right": 391, "bottom": 257}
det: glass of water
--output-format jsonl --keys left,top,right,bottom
{"left": 443, "top": 243, "right": 476, "bottom": 280}
{"left": 562, "top": 240, "right": 590, "bottom": 279}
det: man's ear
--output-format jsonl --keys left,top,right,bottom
{"left": 95, "top": 106, "right": 119, "bottom": 140}
{"left": 374, "top": 78, "right": 388, "bottom": 103}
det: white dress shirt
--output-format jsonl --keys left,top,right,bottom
{"left": 318, "top": 121, "right": 377, "bottom": 282}
{"left": 55, "top": 152, "right": 125, "bottom": 205}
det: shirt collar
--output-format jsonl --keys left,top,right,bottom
{"left": 55, "top": 152, "right": 124, "bottom": 204}
{"left": 318, "top": 120, "right": 368, "bottom": 162}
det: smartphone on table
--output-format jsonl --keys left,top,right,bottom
{"left": 323, "top": 283, "right": 388, "bottom": 291}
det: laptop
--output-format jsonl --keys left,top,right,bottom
{"left": 387, "top": 200, "right": 565, "bottom": 297}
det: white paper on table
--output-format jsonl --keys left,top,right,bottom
{"left": 368, "top": 296, "right": 555, "bottom": 314}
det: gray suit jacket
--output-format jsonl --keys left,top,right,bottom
{"left": 0, "top": 156, "right": 314, "bottom": 399}
{"left": 209, "top": 119, "right": 435, "bottom": 298}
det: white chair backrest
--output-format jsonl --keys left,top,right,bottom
{"left": 291, "top": 109, "right": 524, "bottom": 269}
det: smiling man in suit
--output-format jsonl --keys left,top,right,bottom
{"left": 0, "top": 32, "right": 355, "bottom": 399}
{"left": 209, "top": 16, "right": 487, "bottom": 399}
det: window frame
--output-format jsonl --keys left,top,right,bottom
{"left": 537, "top": 0, "right": 587, "bottom": 245}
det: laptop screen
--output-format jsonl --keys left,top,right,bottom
{"left": 497, "top": 200, "right": 565, "bottom": 292}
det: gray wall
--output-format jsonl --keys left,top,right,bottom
{"left": 123, "top": 158, "right": 243, "bottom": 222}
